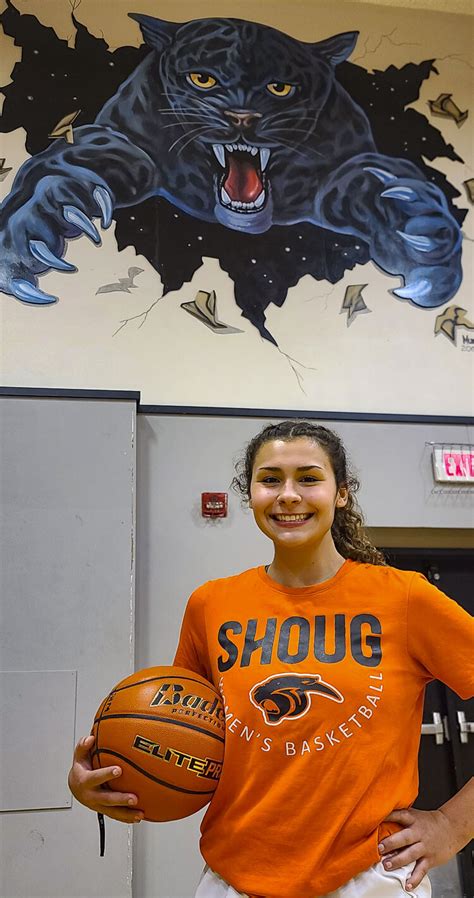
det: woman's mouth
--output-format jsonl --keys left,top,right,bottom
{"left": 271, "top": 513, "right": 314, "bottom": 528}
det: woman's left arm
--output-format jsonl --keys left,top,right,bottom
{"left": 379, "top": 777, "right": 474, "bottom": 891}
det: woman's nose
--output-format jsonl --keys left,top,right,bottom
{"left": 277, "top": 481, "right": 301, "bottom": 503}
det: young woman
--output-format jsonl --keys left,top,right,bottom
{"left": 69, "top": 421, "right": 474, "bottom": 898}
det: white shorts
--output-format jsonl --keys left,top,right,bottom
{"left": 194, "top": 861, "right": 432, "bottom": 898}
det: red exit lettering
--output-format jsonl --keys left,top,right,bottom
{"left": 443, "top": 452, "right": 474, "bottom": 478}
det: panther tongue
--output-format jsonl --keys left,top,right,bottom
{"left": 224, "top": 152, "right": 263, "bottom": 203}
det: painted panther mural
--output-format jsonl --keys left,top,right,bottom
{"left": 0, "top": 5, "right": 465, "bottom": 342}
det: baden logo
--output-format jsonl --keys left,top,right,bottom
{"left": 250, "top": 673, "right": 344, "bottom": 726}
{"left": 149, "top": 683, "right": 225, "bottom": 727}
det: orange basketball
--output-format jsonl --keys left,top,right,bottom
{"left": 91, "top": 666, "right": 225, "bottom": 822}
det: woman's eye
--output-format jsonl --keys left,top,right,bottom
{"left": 266, "top": 82, "right": 295, "bottom": 98}
{"left": 187, "top": 72, "right": 218, "bottom": 89}
{"left": 260, "top": 477, "right": 279, "bottom": 484}
{"left": 300, "top": 476, "right": 319, "bottom": 483}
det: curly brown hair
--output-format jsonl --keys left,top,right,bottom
{"left": 231, "top": 420, "right": 386, "bottom": 566}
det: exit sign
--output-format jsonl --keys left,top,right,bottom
{"left": 432, "top": 446, "right": 474, "bottom": 483}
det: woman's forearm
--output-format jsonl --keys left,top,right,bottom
{"left": 439, "top": 777, "right": 474, "bottom": 849}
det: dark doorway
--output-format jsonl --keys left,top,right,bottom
{"left": 381, "top": 548, "right": 474, "bottom": 898}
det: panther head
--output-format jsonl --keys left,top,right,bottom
{"left": 249, "top": 673, "right": 344, "bottom": 725}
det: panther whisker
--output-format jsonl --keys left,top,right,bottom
{"left": 263, "top": 133, "right": 324, "bottom": 160}
{"left": 266, "top": 110, "right": 320, "bottom": 123}
{"left": 175, "top": 127, "right": 217, "bottom": 157}
{"left": 264, "top": 115, "right": 312, "bottom": 125}
{"left": 264, "top": 121, "right": 319, "bottom": 136}
{"left": 161, "top": 121, "right": 220, "bottom": 130}
{"left": 263, "top": 132, "right": 321, "bottom": 149}
{"left": 160, "top": 89, "right": 194, "bottom": 99}
{"left": 161, "top": 121, "right": 211, "bottom": 127}
{"left": 264, "top": 127, "right": 319, "bottom": 137}
{"left": 168, "top": 127, "right": 210, "bottom": 153}
{"left": 262, "top": 111, "right": 321, "bottom": 126}
{"left": 158, "top": 109, "right": 216, "bottom": 115}
{"left": 158, "top": 90, "right": 228, "bottom": 124}
{"left": 159, "top": 100, "right": 218, "bottom": 109}
{"left": 263, "top": 116, "right": 323, "bottom": 138}
{"left": 157, "top": 108, "right": 217, "bottom": 114}
{"left": 264, "top": 103, "right": 322, "bottom": 122}
{"left": 157, "top": 103, "right": 221, "bottom": 129}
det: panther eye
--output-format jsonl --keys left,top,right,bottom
{"left": 187, "top": 72, "right": 218, "bottom": 89}
{"left": 267, "top": 82, "right": 295, "bottom": 98}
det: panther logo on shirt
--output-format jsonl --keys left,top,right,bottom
{"left": 249, "top": 673, "right": 344, "bottom": 726}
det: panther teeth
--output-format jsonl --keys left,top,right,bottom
{"left": 212, "top": 144, "right": 225, "bottom": 167}
{"left": 221, "top": 187, "right": 232, "bottom": 206}
{"left": 220, "top": 186, "right": 265, "bottom": 212}
{"left": 212, "top": 143, "right": 270, "bottom": 171}
{"left": 260, "top": 148, "right": 270, "bottom": 171}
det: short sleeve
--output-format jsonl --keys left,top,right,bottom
{"left": 406, "top": 572, "right": 474, "bottom": 699}
{"left": 173, "top": 588, "right": 212, "bottom": 681}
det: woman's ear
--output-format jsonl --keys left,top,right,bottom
{"left": 336, "top": 487, "right": 348, "bottom": 508}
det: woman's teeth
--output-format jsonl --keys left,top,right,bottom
{"left": 273, "top": 514, "right": 313, "bottom": 521}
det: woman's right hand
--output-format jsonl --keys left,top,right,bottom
{"left": 68, "top": 734, "right": 144, "bottom": 823}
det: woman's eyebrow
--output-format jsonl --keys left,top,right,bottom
{"left": 256, "top": 465, "right": 325, "bottom": 472}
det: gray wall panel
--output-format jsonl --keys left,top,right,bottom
{"left": 0, "top": 397, "right": 135, "bottom": 898}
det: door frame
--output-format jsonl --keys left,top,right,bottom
{"left": 380, "top": 546, "right": 474, "bottom": 898}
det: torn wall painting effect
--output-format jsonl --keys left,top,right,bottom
{"left": 0, "top": 1, "right": 472, "bottom": 407}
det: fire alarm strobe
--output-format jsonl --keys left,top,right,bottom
{"left": 201, "top": 492, "right": 228, "bottom": 517}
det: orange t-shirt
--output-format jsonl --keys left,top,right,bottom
{"left": 174, "top": 560, "right": 474, "bottom": 898}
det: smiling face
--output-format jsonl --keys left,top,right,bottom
{"left": 249, "top": 438, "right": 348, "bottom": 556}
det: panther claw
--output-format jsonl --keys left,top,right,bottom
{"left": 29, "top": 239, "right": 77, "bottom": 271}
{"left": 11, "top": 278, "right": 57, "bottom": 304}
{"left": 63, "top": 205, "right": 101, "bottom": 244}
{"left": 93, "top": 186, "right": 113, "bottom": 229}
{"left": 392, "top": 278, "right": 432, "bottom": 301}
{"left": 381, "top": 186, "right": 419, "bottom": 203}
{"left": 396, "top": 230, "right": 435, "bottom": 253}
{"left": 363, "top": 166, "right": 397, "bottom": 185}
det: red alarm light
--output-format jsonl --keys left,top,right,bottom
{"left": 201, "top": 492, "right": 228, "bottom": 517}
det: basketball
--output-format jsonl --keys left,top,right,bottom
{"left": 90, "top": 666, "right": 225, "bottom": 822}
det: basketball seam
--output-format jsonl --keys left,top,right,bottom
{"left": 94, "top": 749, "right": 217, "bottom": 794}
{"left": 111, "top": 675, "right": 219, "bottom": 694}
{"left": 94, "top": 712, "right": 225, "bottom": 744}
{"left": 94, "top": 691, "right": 114, "bottom": 772}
